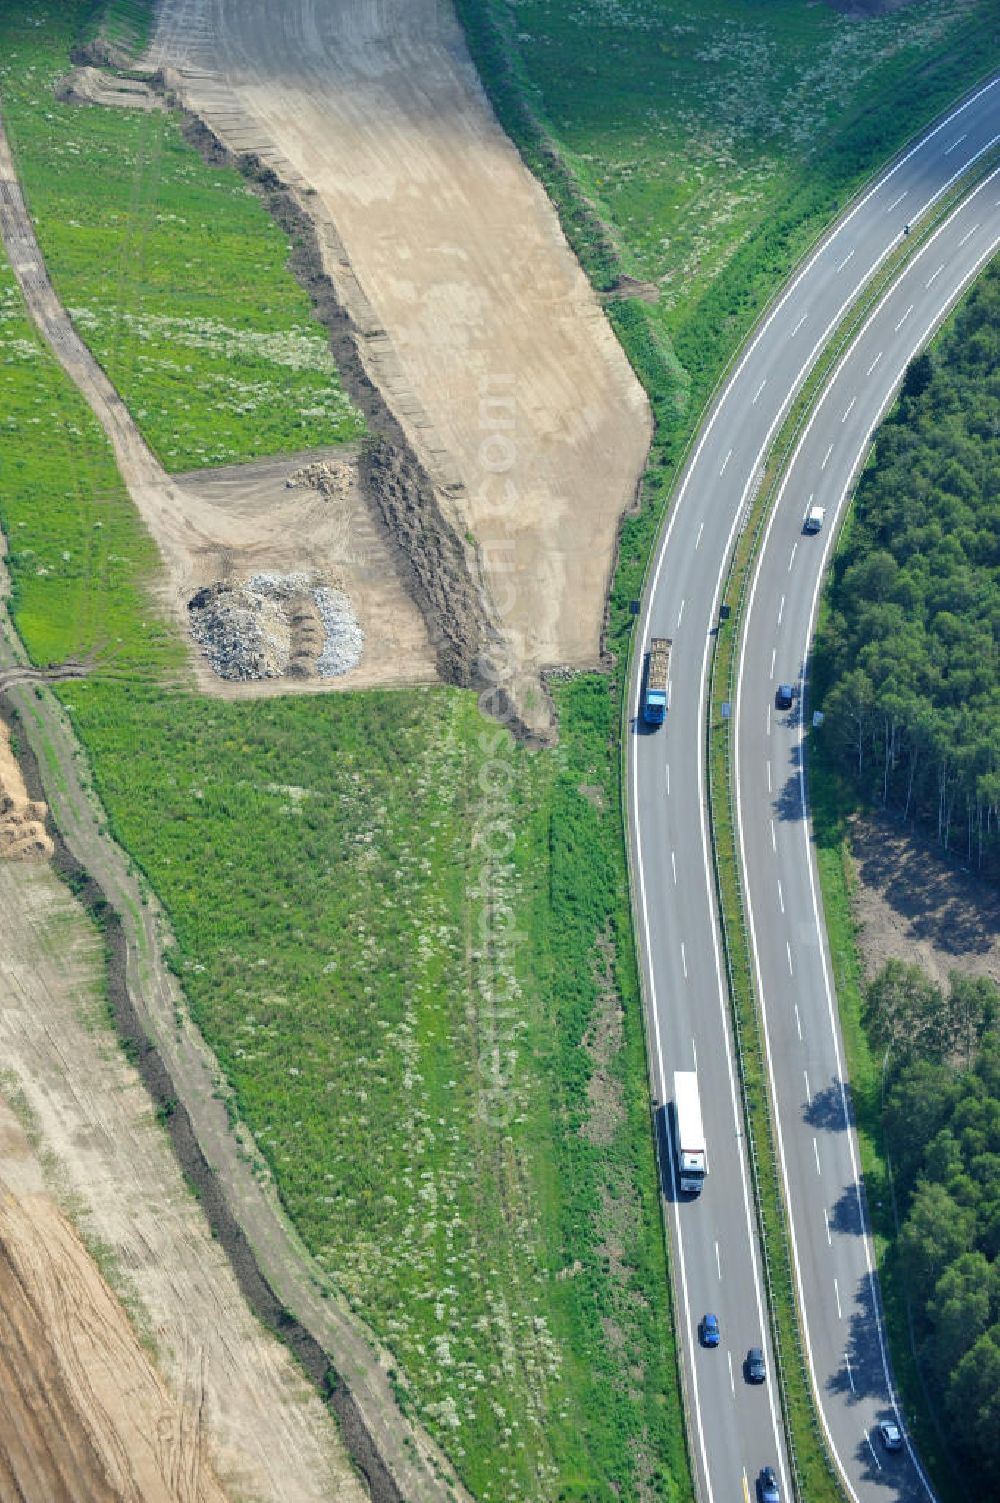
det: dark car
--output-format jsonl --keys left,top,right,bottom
{"left": 757, "top": 1464, "right": 780, "bottom": 1503}
{"left": 700, "top": 1313, "right": 720, "bottom": 1348}
{"left": 775, "top": 683, "right": 794, "bottom": 711}
{"left": 746, "top": 1346, "right": 766, "bottom": 1383}
{"left": 878, "top": 1419, "right": 903, "bottom": 1453}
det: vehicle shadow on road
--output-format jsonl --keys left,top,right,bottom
{"left": 630, "top": 714, "right": 663, "bottom": 739}
{"left": 652, "top": 1103, "right": 692, "bottom": 1204}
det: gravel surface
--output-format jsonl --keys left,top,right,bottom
{"left": 315, "top": 587, "right": 363, "bottom": 677}
{"left": 189, "top": 573, "right": 363, "bottom": 681}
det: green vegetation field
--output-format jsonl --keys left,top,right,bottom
{"left": 4, "top": 0, "right": 998, "bottom": 1498}
{"left": 0, "top": 6, "right": 687, "bottom": 1499}
{"left": 0, "top": 5, "right": 364, "bottom": 470}
{"left": 458, "top": 0, "right": 999, "bottom": 674}
{"left": 82, "top": 0, "right": 156, "bottom": 56}
{"left": 0, "top": 255, "right": 178, "bottom": 672}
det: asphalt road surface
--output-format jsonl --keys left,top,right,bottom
{"left": 628, "top": 79, "right": 999, "bottom": 1503}
{"left": 734, "top": 166, "right": 1000, "bottom": 1503}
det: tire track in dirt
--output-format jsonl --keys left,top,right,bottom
{"left": 0, "top": 109, "right": 449, "bottom": 699}
{"left": 0, "top": 1117, "right": 224, "bottom": 1503}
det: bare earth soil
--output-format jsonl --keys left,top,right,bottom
{"left": 0, "top": 855, "right": 365, "bottom": 1503}
{"left": 0, "top": 1099, "right": 225, "bottom": 1503}
{"left": 150, "top": 0, "right": 652, "bottom": 725}
{"left": 171, "top": 446, "right": 436, "bottom": 697}
{"left": 0, "top": 717, "right": 52, "bottom": 859}
{"left": 849, "top": 813, "right": 1000, "bottom": 988}
{"left": 0, "top": 120, "right": 434, "bottom": 698}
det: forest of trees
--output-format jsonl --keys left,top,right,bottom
{"left": 866, "top": 961, "right": 1000, "bottom": 1489}
{"left": 816, "top": 262, "right": 1000, "bottom": 873}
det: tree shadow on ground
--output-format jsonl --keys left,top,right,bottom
{"left": 828, "top": 1180, "right": 866, "bottom": 1238}
{"left": 804, "top": 1076, "right": 851, "bottom": 1133}
{"left": 827, "top": 1272, "right": 885, "bottom": 1405}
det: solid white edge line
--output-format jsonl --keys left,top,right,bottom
{"left": 733, "top": 167, "right": 1000, "bottom": 1503}
{"left": 630, "top": 721, "right": 715, "bottom": 1502}
{"left": 795, "top": 212, "right": 1000, "bottom": 1503}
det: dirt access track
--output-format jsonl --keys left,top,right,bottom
{"left": 150, "top": 0, "right": 651, "bottom": 727}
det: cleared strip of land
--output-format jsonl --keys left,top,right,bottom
{"left": 151, "top": 0, "right": 652, "bottom": 726}
{"left": 0, "top": 848, "right": 363, "bottom": 1503}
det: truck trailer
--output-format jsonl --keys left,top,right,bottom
{"left": 643, "top": 637, "right": 672, "bottom": 725}
{"left": 673, "top": 1070, "right": 707, "bottom": 1194}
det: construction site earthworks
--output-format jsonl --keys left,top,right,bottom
{"left": 0, "top": 0, "right": 654, "bottom": 1498}
{"left": 145, "top": 0, "right": 652, "bottom": 731}
{"left": 4, "top": 0, "right": 993, "bottom": 1499}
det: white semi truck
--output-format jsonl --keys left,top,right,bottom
{"left": 673, "top": 1070, "right": 707, "bottom": 1195}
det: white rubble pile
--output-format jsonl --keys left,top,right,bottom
{"left": 188, "top": 572, "right": 363, "bottom": 681}
{"left": 315, "top": 588, "right": 363, "bottom": 677}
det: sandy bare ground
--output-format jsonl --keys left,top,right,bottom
{"left": 848, "top": 813, "right": 1000, "bottom": 988}
{"left": 150, "top": 0, "right": 652, "bottom": 723}
{"left": 171, "top": 445, "right": 436, "bottom": 696}
{"left": 0, "top": 857, "right": 362, "bottom": 1502}
{"left": 0, "top": 717, "right": 52, "bottom": 858}
{"left": 0, "top": 1099, "right": 225, "bottom": 1503}
{"left": 0, "top": 118, "right": 435, "bottom": 697}
{"left": 0, "top": 853, "right": 366, "bottom": 1503}
{"left": 0, "top": 656, "right": 470, "bottom": 1503}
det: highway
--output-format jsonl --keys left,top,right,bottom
{"left": 627, "top": 79, "right": 1000, "bottom": 1503}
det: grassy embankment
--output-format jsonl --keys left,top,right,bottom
{"left": 1, "top": 26, "right": 362, "bottom": 471}
{"left": 453, "top": 0, "right": 1000, "bottom": 1497}
{"left": 79, "top": 0, "right": 156, "bottom": 57}
{"left": 0, "top": 6, "right": 687, "bottom": 1500}
{"left": 456, "top": 0, "right": 998, "bottom": 668}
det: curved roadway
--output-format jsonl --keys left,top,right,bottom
{"left": 628, "top": 79, "right": 999, "bottom": 1503}
{"left": 735, "top": 167, "right": 1000, "bottom": 1501}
